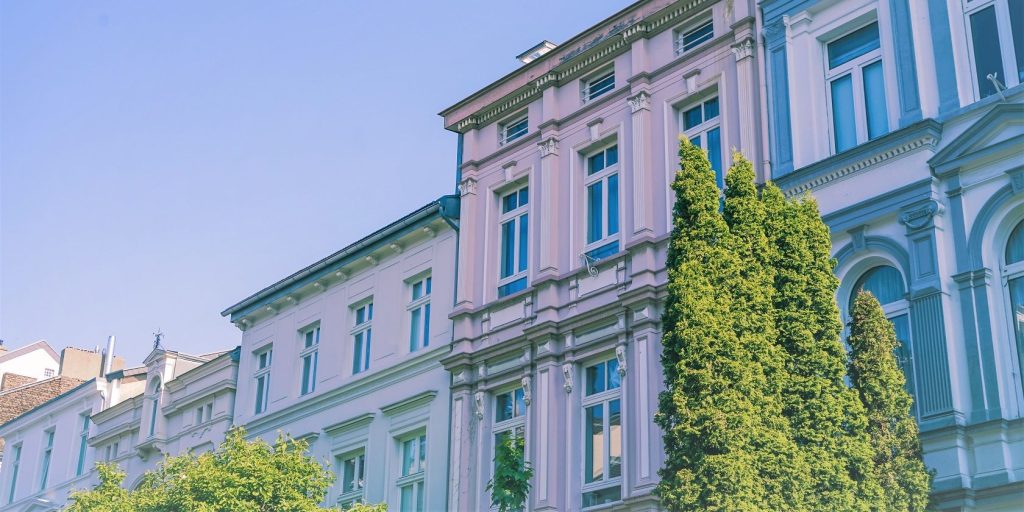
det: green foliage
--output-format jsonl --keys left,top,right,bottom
{"left": 65, "top": 427, "right": 387, "bottom": 512}
{"left": 655, "top": 139, "right": 808, "bottom": 511}
{"left": 849, "top": 291, "right": 932, "bottom": 511}
{"left": 486, "top": 433, "right": 533, "bottom": 512}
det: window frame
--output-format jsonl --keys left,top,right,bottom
{"left": 352, "top": 301, "right": 374, "bottom": 375}
{"left": 336, "top": 449, "right": 367, "bottom": 508}
{"left": 675, "top": 18, "right": 714, "bottom": 54}
{"left": 1001, "top": 218, "right": 1024, "bottom": 392}
{"left": 499, "top": 114, "right": 529, "bottom": 146}
{"left": 822, "top": 20, "right": 888, "bottom": 154}
{"left": 491, "top": 385, "right": 527, "bottom": 504}
{"left": 396, "top": 431, "right": 428, "bottom": 512}
{"left": 580, "top": 357, "right": 623, "bottom": 509}
{"left": 7, "top": 442, "right": 21, "bottom": 504}
{"left": 582, "top": 69, "right": 615, "bottom": 103}
{"left": 39, "top": 428, "right": 55, "bottom": 491}
{"left": 679, "top": 94, "right": 724, "bottom": 189}
{"left": 408, "top": 275, "right": 432, "bottom": 353}
{"left": 254, "top": 347, "right": 273, "bottom": 415}
{"left": 583, "top": 143, "right": 621, "bottom": 256}
{"left": 497, "top": 184, "right": 530, "bottom": 298}
{"left": 75, "top": 413, "right": 90, "bottom": 476}
{"left": 299, "top": 325, "right": 320, "bottom": 395}
{"left": 962, "top": 0, "right": 1023, "bottom": 98}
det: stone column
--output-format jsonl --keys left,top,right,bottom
{"left": 628, "top": 91, "right": 654, "bottom": 237}
{"left": 731, "top": 37, "right": 759, "bottom": 164}
{"left": 537, "top": 137, "right": 561, "bottom": 277}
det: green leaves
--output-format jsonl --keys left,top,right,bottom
{"left": 486, "top": 433, "right": 533, "bottom": 512}
{"left": 65, "top": 427, "right": 386, "bottom": 512}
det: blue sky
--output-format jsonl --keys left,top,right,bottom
{"left": 1, "top": 0, "right": 626, "bottom": 364}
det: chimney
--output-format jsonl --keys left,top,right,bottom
{"left": 103, "top": 335, "right": 116, "bottom": 375}
{"left": 516, "top": 40, "right": 557, "bottom": 64}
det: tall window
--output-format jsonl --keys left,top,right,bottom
{"left": 493, "top": 387, "right": 527, "bottom": 476}
{"left": 300, "top": 325, "right": 320, "bottom": 395}
{"left": 104, "top": 441, "right": 120, "bottom": 462}
{"left": 148, "top": 380, "right": 161, "bottom": 438}
{"left": 353, "top": 302, "right": 374, "bottom": 374}
{"left": 964, "top": 0, "right": 1024, "bottom": 98}
{"left": 585, "top": 145, "right": 620, "bottom": 260}
{"left": 7, "top": 443, "right": 21, "bottom": 504}
{"left": 196, "top": 401, "right": 214, "bottom": 425}
{"left": 582, "top": 358, "right": 622, "bottom": 508}
{"left": 851, "top": 265, "right": 917, "bottom": 412}
{"left": 76, "top": 414, "right": 90, "bottom": 476}
{"left": 583, "top": 70, "right": 615, "bottom": 103}
{"left": 337, "top": 450, "right": 366, "bottom": 508}
{"left": 498, "top": 186, "right": 529, "bottom": 297}
{"left": 676, "top": 19, "right": 714, "bottom": 53}
{"left": 826, "top": 21, "right": 888, "bottom": 153}
{"left": 681, "top": 97, "right": 723, "bottom": 189}
{"left": 39, "top": 429, "right": 54, "bottom": 491}
{"left": 254, "top": 348, "right": 272, "bottom": 415}
{"left": 500, "top": 115, "right": 529, "bottom": 146}
{"left": 398, "top": 433, "right": 427, "bottom": 512}
{"left": 1003, "top": 220, "right": 1024, "bottom": 386}
{"left": 409, "top": 276, "right": 432, "bottom": 352}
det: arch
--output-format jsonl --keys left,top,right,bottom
{"left": 850, "top": 265, "right": 907, "bottom": 310}
{"left": 968, "top": 183, "right": 1022, "bottom": 269}
{"left": 1004, "top": 218, "right": 1024, "bottom": 265}
{"left": 833, "top": 235, "right": 912, "bottom": 289}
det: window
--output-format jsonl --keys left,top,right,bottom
{"left": 337, "top": 450, "right": 366, "bottom": 508}
{"left": 7, "top": 443, "right": 21, "bottom": 504}
{"left": 964, "top": 0, "right": 1024, "bottom": 98}
{"left": 493, "top": 387, "right": 527, "bottom": 477}
{"left": 581, "top": 358, "right": 622, "bottom": 508}
{"left": 850, "top": 265, "right": 916, "bottom": 411}
{"left": 409, "top": 276, "right": 432, "bottom": 352}
{"left": 1004, "top": 220, "right": 1024, "bottom": 387}
{"left": 195, "top": 402, "right": 214, "bottom": 425}
{"left": 677, "top": 19, "right": 714, "bottom": 53}
{"left": 498, "top": 186, "right": 529, "bottom": 297}
{"left": 39, "top": 429, "right": 54, "bottom": 491}
{"left": 76, "top": 414, "right": 90, "bottom": 476}
{"left": 583, "top": 70, "right": 615, "bottom": 103}
{"left": 585, "top": 145, "right": 620, "bottom": 260}
{"left": 825, "top": 21, "right": 888, "bottom": 153}
{"left": 300, "top": 326, "right": 320, "bottom": 395}
{"left": 500, "top": 115, "right": 529, "bottom": 145}
{"left": 254, "top": 348, "right": 272, "bottom": 414}
{"left": 398, "top": 433, "right": 427, "bottom": 512}
{"left": 104, "top": 441, "right": 119, "bottom": 462}
{"left": 353, "top": 302, "right": 374, "bottom": 374}
{"left": 148, "top": 380, "right": 161, "bottom": 438}
{"left": 681, "top": 96, "right": 723, "bottom": 190}
{"left": 43, "top": 369, "right": 54, "bottom": 378}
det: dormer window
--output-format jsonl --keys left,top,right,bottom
{"left": 583, "top": 70, "right": 615, "bottom": 103}
{"left": 677, "top": 20, "right": 714, "bottom": 53}
{"left": 500, "top": 115, "right": 529, "bottom": 145}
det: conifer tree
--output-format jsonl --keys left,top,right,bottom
{"left": 656, "top": 139, "right": 805, "bottom": 511}
{"left": 848, "top": 291, "right": 932, "bottom": 512}
{"left": 762, "top": 187, "right": 882, "bottom": 510}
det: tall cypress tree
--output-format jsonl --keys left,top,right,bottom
{"left": 656, "top": 140, "right": 805, "bottom": 510}
{"left": 763, "top": 187, "right": 882, "bottom": 510}
{"left": 848, "top": 291, "right": 932, "bottom": 511}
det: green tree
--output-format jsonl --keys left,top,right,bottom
{"left": 848, "top": 291, "right": 932, "bottom": 511}
{"left": 655, "top": 138, "right": 806, "bottom": 511}
{"left": 486, "top": 433, "right": 533, "bottom": 512}
{"left": 763, "top": 186, "right": 883, "bottom": 511}
{"left": 65, "top": 427, "right": 387, "bottom": 512}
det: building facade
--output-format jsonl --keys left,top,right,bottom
{"left": 0, "top": 341, "right": 59, "bottom": 389}
{"left": 761, "top": 0, "right": 1024, "bottom": 509}
{"left": 440, "top": 1, "right": 764, "bottom": 510}
{"left": 221, "top": 196, "right": 459, "bottom": 511}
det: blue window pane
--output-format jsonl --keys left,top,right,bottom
{"left": 683, "top": 105, "right": 703, "bottom": 130}
{"left": 1010, "top": 0, "right": 1024, "bottom": 82}
{"left": 706, "top": 127, "right": 723, "bottom": 189}
{"left": 971, "top": 6, "right": 1005, "bottom": 98}
{"left": 1009, "top": 277, "right": 1024, "bottom": 388}
{"left": 588, "top": 181, "right": 603, "bottom": 243}
{"left": 863, "top": 60, "right": 888, "bottom": 140}
{"left": 689, "top": 135, "right": 702, "bottom": 147}
{"left": 588, "top": 153, "right": 605, "bottom": 175}
{"left": 607, "top": 174, "right": 619, "bottom": 236}
{"left": 353, "top": 334, "right": 364, "bottom": 374}
{"left": 518, "top": 187, "right": 529, "bottom": 206}
{"left": 606, "top": 145, "right": 618, "bottom": 166}
{"left": 827, "top": 22, "right": 880, "bottom": 69}
{"left": 586, "top": 362, "right": 606, "bottom": 395}
{"left": 682, "top": 21, "right": 714, "bottom": 52}
{"left": 582, "top": 486, "right": 621, "bottom": 508}
{"left": 830, "top": 74, "right": 857, "bottom": 152}
{"left": 607, "top": 358, "right": 620, "bottom": 390}
{"left": 500, "top": 220, "right": 515, "bottom": 278}
{"left": 514, "top": 388, "right": 526, "bottom": 416}
{"left": 588, "top": 72, "right": 615, "bottom": 100}
{"left": 518, "top": 214, "right": 529, "bottom": 273}
{"left": 585, "top": 404, "right": 604, "bottom": 483}
{"left": 1006, "top": 221, "right": 1024, "bottom": 264}
{"left": 502, "top": 192, "right": 517, "bottom": 213}
{"left": 890, "top": 314, "right": 915, "bottom": 395}
{"left": 852, "top": 266, "right": 906, "bottom": 307}
{"left": 704, "top": 97, "right": 719, "bottom": 120}
{"left": 423, "top": 303, "right": 430, "bottom": 347}
{"left": 410, "top": 307, "right": 421, "bottom": 351}
{"left": 497, "top": 276, "right": 527, "bottom": 297}
{"left": 586, "top": 241, "right": 620, "bottom": 261}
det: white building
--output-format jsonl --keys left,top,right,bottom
{"left": 221, "top": 196, "right": 459, "bottom": 510}
{"left": 0, "top": 341, "right": 59, "bottom": 388}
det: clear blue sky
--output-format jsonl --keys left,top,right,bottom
{"left": 1, "top": 1, "right": 627, "bottom": 364}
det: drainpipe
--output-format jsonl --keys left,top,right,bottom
{"left": 444, "top": 131, "right": 465, "bottom": 510}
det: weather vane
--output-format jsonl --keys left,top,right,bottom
{"left": 153, "top": 329, "right": 164, "bottom": 350}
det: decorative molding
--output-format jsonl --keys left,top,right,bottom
{"left": 538, "top": 137, "right": 559, "bottom": 158}
{"left": 474, "top": 391, "right": 484, "bottom": 420}
{"left": 264, "top": 305, "right": 277, "bottom": 315}
{"left": 364, "top": 255, "right": 378, "bottom": 266}
{"left": 899, "top": 200, "right": 944, "bottom": 232}
{"left": 730, "top": 37, "right": 754, "bottom": 61}
{"left": 1009, "top": 167, "right": 1024, "bottom": 194}
{"left": 849, "top": 225, "right": 867, "bottom": 252}
{"left": 627, "top": 91, "right": 651, "bottom": 113}
{"left": 562, "top": 363, "right": 574, "bottom": 394}
{"left": 521, "top": 376, "right": 532, "bottom": 406}
{"left": 334, "top": 269, "right": 349, "bottom": 281}
{"left": 459, "top": 177, "right": 478, "bottom": 197}
{"left": 284, "top": 295, "right": 297, "bottom": 305}
{"left": 380, "top": 390, "right": 437, "bottom": 416}
{"left": 388, "top": 242, "right": 403, "bottom": 255}
{"left": 421, "top": 226, "right": 436, "bottom": 238}
{"left": 615, "top": 345, "right": 627, "bottom": 376}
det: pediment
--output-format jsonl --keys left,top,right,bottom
{"left": 930, "top": 102, "right": 1024, "bottom": 175}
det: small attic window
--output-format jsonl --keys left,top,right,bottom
{"left": 500, "top": 115, "right": 529, "bottom": 145}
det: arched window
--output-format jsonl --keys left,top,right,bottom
{"left": 1003, "top": 220, "right": 1024, "bottom": 387}
{"left": 148, "top": 379, "right": 162, "bottom": 438}
{"left": 851, "top": 265, "right": 916, "bottom": 412}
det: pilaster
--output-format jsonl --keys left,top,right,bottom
{"left": 628, "top": 91, "right": 654, "bottom": 237}
{"left": 537, "top": 136, "right": 561, "bottom": 278}
{"left": 731, "top": 36, "right": 759, "bottom": 162}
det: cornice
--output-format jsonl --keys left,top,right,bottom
{"left": 323, "top": 412, "right": 376, "bottom": 436}
{"left": 380, "top": 390, "right": 438, "bottom": 416}
{"left": 163, "top": 378, "right": 237, "bottom": 415}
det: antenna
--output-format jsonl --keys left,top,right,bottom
{"left": 153, "top": 329, "right": 164, "bottom": 350}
